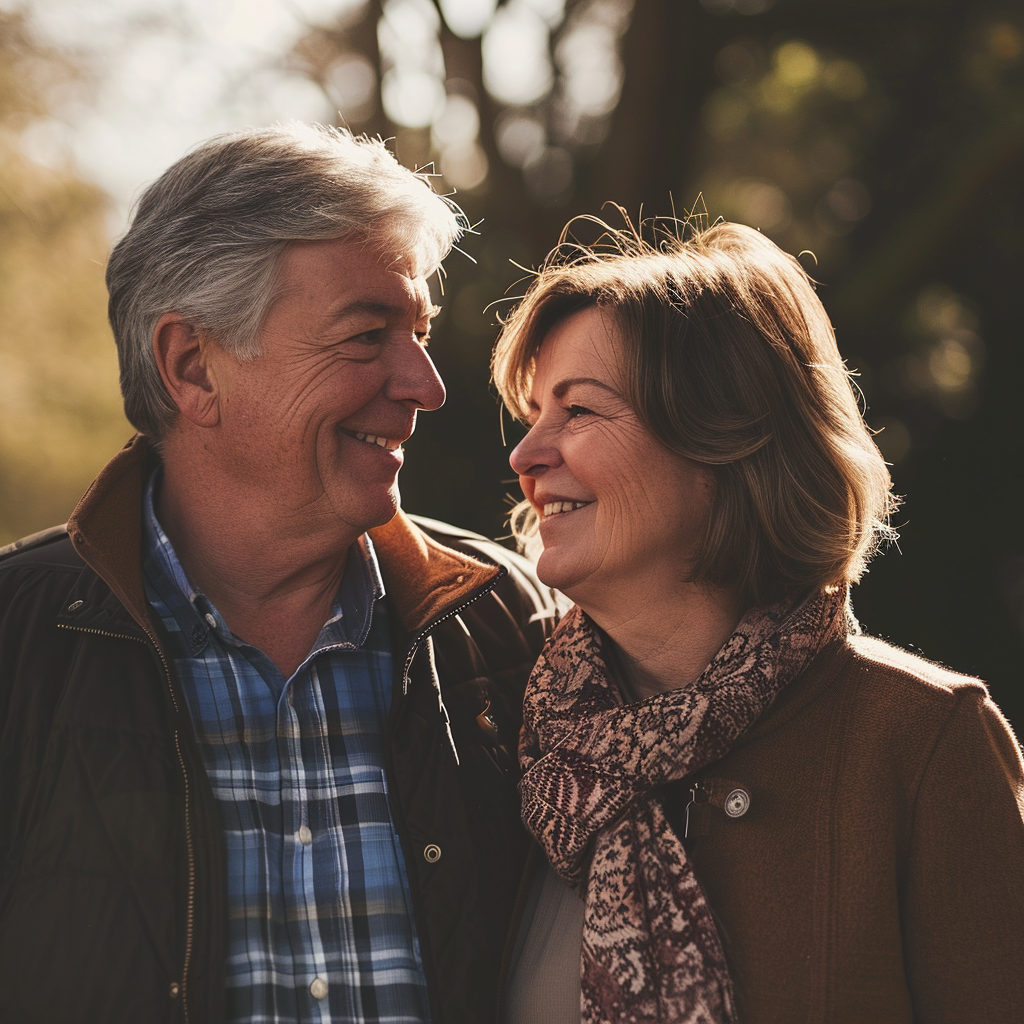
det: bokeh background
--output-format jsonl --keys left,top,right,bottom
{"left": 2, "top": 0, "right": 1022, "bottom": 728}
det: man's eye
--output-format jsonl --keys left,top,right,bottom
{"left": 352, "top": 329, "right": 385, "bottom": 344}
{"left": 567, "top": 404, "right": 593, "bottom": 419}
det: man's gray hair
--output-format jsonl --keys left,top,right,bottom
{"left": 106, "top": 122, "right": 466, "bottom": 440}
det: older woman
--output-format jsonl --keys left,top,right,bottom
{"left": 491, "top": 219, "right": 1024, "bottom": 1024}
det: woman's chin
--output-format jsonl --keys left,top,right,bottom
{"left": 535, "top": 549, "right": 601, "bottom": 607}
{"left": 535, "top": 548, "right": 581, "bottom": 596}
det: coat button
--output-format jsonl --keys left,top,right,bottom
{"left": 724, "top": 788, "right": 751, "bottom": 818}
{"left": 169, "top": 982, "right": 181, "bottom": 999}
{"left": 423, "top": 843, "right": 442, "bottom": 863}
{"left": 68, "top": 600, "right": 84, "bottom": 613}
{"left": 310, "top": 977, "right": 328, "bottom": 1000}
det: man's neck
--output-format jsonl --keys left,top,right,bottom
{"left": 156, "top": 459, "right": 359, "bottom": 678}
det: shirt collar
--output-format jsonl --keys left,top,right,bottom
{"left": 141, "top": 466, "right": 385, "bottom": 657}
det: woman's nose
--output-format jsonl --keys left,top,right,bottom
{"left": 509, "top": 424, "right": 559, "bottom": 477}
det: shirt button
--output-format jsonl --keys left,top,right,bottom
{"left": 724, "top": 788, "right": 751, "bottom": 818}
{"left": 423, "top": 843, "right": 442, "bottom": 863}
{"left": 310, "top": 977, "right": 328, "bottom": 1000}
{"left": 297, "top": 825, "right": 313, "bottom": 846}
{"left": 204, "top": 613, "right": 217, "bottom": 628}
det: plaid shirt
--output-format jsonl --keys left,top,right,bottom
{"left": 141, "top": 475, "right": 430, "bottom": 1024}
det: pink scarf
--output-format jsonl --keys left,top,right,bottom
{"left": 519, "top": 588, "right": 849, "bottom": 1023}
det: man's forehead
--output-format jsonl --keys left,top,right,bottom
{"left": 274, "top": 236, "right": 433, "bottom": 315}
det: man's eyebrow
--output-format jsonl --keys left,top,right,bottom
{"left": 551, "top": 377, "right": 620, "bottom": 399}
{"left": 331, "top": 299, "right": 440, "bottom": 322}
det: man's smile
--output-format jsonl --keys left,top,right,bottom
{"left": 338, "top": 426, "right": 405, "bottom": 451}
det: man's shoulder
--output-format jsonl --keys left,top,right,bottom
{"left": 0, "top": 524, "right": 81, "bottom": 571}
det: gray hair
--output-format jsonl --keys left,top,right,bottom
{"left": 106, "top": 122, "right": 466, "bottom": 440}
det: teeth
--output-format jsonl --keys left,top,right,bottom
{"left": 354, "top": 432, "right": 400, "bottom": 451}
{"left": 543, "top": 501, "right": 591, "bottom": 517}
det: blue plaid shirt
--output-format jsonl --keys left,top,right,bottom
{"left": 141, "top": 474, "right": 430, "bottom": 1024}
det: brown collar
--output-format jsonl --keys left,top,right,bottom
{"left": 68, "top": 435, "right": 501, "bottom": 638}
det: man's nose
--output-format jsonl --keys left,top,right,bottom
{"left": 389, "top": 338, "right": 446, "bottom": 412}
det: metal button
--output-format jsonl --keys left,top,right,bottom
{"left": 169, "top": 982, "right": 181, "bottom": 999}
{"left": 68, "top": 600, "right": 84, "bottom": 613}
{"left": 297, "top": 825, "right": 313, "bottom": 846}
{"left": 724, "top": 788, "right": 751, "bottom": 818}
{"left": 309, "top": 977, "right": 328, "bottom": 1000}
{"left": 204, "top": 612, "right": 217, "bottom": 628}
{"left": 423, "top": 843, "right": 442, "bottom": 863}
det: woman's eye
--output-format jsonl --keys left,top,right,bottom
{"left": 566, "top": 404, "right": 593, "bottom": 419}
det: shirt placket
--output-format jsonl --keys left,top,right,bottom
{"left": 280, "top": 672, "right": 329, "bottom": 1024}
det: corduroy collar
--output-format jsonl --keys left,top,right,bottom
{"left": 67, "top": 434, "right": 501, "bottom": 639}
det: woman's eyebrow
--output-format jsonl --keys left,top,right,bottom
{"left": 552, "top": 377, "right": 620, "bottom": 399}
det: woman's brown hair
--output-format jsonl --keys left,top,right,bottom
{"left": 491, "top": 215, "right": 897, "bottom": 606}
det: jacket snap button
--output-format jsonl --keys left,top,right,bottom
{"left": 169, "top": 982, "right": 180, "bottom": 999}
{"left": 68, "top": 600, "right": 84, "bottom": 613}
{"left": 423, "top": 843, "right": 442, "bottom": 863}
{"left": 724, "top": 788, "right": 751, "bottom": 818}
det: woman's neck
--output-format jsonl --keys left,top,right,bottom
{"left": 581, "top": 583, "right": 747, "bottom": 701}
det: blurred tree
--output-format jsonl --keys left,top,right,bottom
{"left": 4, "top": 0, "right": 1017, "bottom": 724}
{"left": 285, "top": 0, "right": 1024, "bottom": 726}
{"left": 0, "top": 8, "right": 130, "bottom": 544}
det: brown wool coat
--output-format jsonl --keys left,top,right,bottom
{"left": 674, "top": 633, "right": 1024, "bottom": 1024}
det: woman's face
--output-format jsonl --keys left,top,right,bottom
{"left": 509, "top": 306, "right": 713, "bottom": 607}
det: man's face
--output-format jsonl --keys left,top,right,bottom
{"left": 206, "top": 236, "right": 445, "bottom": 544}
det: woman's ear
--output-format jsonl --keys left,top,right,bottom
{"left": 152, "top": 313, "right": 220, "bottom": 427}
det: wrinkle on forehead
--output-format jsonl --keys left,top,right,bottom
{"left": 263, "top": 237, "right": 431, "bottom": 322}
{"left": 530, "top": 307, "right": 630, "bottom": 403}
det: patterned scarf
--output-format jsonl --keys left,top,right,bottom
{"left": 518, "top": 587, "right": 849, "bottom": 1024}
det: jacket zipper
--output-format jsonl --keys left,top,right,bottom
{"left": 400, "top": 570, "right": 506, "bottom": 694}
{"left": 59, "top": 620, "right": 196, "bottom": 1023}
{"left": 384, "top": 568, "right": 507, "bottom": 1022}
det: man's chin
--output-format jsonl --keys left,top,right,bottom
{"left": 328, "top": 485, "right": 402, "bottom": 538}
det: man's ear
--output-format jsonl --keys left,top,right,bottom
{"left": 152, "top": 313, "right": 220, "bottom": 427}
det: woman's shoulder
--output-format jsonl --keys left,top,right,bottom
{"left": 805, "top": 633, "right": 1020, "bottom": 767}
{"left": 756, "top": 630, "right": 1014, "bottom": 763}
{"left": 842, "top": 632, "right": 988, "bottom": 701}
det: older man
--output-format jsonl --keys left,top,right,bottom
{"left": 0, "top": 125, "right": 551, "bottom": 1024}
